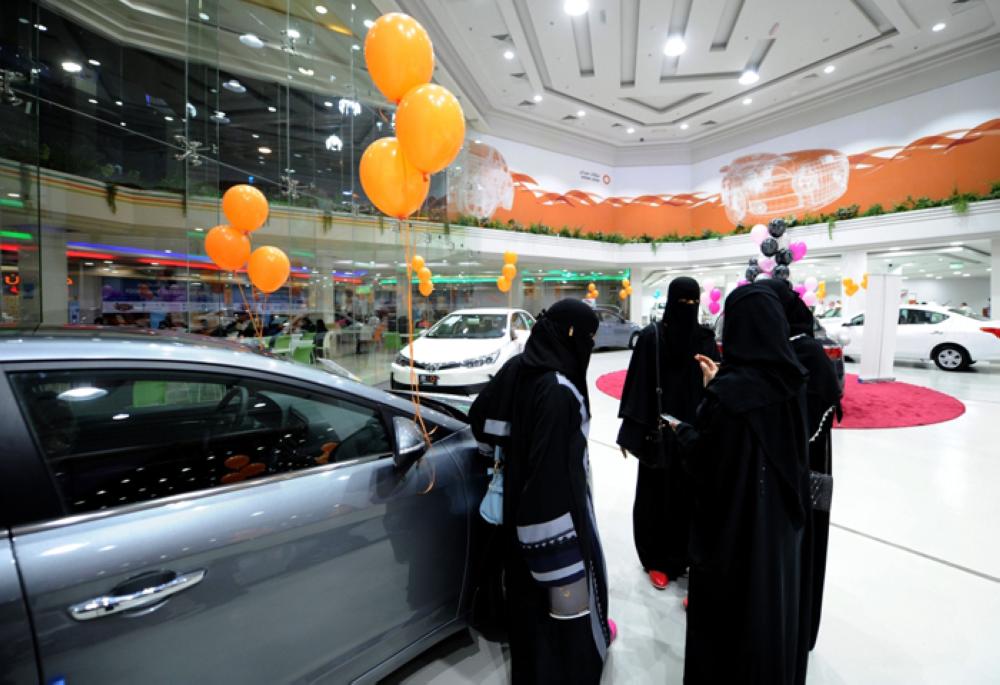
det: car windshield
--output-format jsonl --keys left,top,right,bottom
{"left": 426, "top": 313, "right": 507, "bottom": 339}
{"left": 948, "top": 308, "right": 987, "bottom": 321}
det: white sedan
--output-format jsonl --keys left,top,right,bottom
{"left": 835, "top": 304, "right": 1000, "bottom": 371}
{"left": 391, "top": 308, "right": 534, "bottom": 395}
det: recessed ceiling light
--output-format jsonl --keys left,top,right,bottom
{"left": 198, "top": 12, "right": 210, "bottom": 21}
{"left": 932, "top": 22, "right": 946, "bottom": 32}
{"left": 258, "top": 146, "right": 272, "bottom": 154}
{"left": 88, "top": 98, "right": 97, "bottom": 104}
{"left": 663, "top": 36, "right": 687, "bottom": 57}
{"left": 240, "top": 33, "right": 264, "bottom": 49}
{"left": 164, "top": 115, "right": 174, "bottom": 121}
{"left": 88, "top": 59, "right": 101, "bottom": 66}
{"left": 474, "top": 139, "right": 482, "bottom": 144}
{"left": 115, "top": 100, "right": 123, "bottom": 106}
{"left": 576, "top": 110, "right": 586, "bottom": 118}
{"left": 503, "top": 49, "right": 515, "bottom": 60}
{"left": 364, "top": 19, "right": 374, "bottom": 28}
{"left": 823, "top": 64, "right": 836, "bottom": 74}
{"left": 35, "top": 24, "right": 47, "bottom": 32}
{"left": 564, "top": 0, "right": 589, "bottom": 16}
{"left": 84, "top": 261, "right": 94, "bottom": 266}
{"left": 626, "top": 127, "right": 635, "bottom": 134}
{"left": 120, "top": 121, "right": 126, "bottom": 127}
{"left": 298, "top": 66, "right": 314, "bottom": 76}
{"left": 315, "top": 4, "right": 328, "bottom": 14}
{"left": 61, "top": 61, "right": 83, "bottom": 74}
{"left": 533, "top": 94, "right": 543, "bottom": 102}
{"left": 222, "top": 79, "right": 246, "bottom": 93}
{"left": 742, "top": 97, "right": 752, "bottom": 105}
{"left": 267, "top": 106, "right": 277, "bottom": 113}
{"left": 323, "top": 100, "right": 334, "bottom": 108}
{"left": 738, "top": 69, "right": 760, "bottom": 85}
{"left": 351, "top": 44, "right": 361, "bottom": 51}
{"left": 680, "top": 122, "right": 689, "bottom": 130}
{"left": 286, "top": 29, "right": 301, "bottom": 40}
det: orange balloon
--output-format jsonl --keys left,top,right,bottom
{"left": 502, "top": 263, "right": 516, "bottom": 281}
{"left": 411, "top": 254, "right": 425, "bottom": 271}
{"left": 396, "top": 84, "right": 466, "bottom": 175}
{"left": 364, "top": 13, "right": 434, "bottom": 104}
{"left": 205, "top": 225, "right": 250, "bottom": 271}
{"left": 622, "top": 278, "right": 630, "bottom": 288}
{"left": 359, "top": 137, "right": 429, "bottom": 219}
{"left": 497, "top": 276, "right": 511, "bottom": 293}
{"left": 222, "top": 184, "right": 269, "bottom": 233}
{"left": 588, "top": 282, "right": 597, "bottom": 291}
{"left": 503, "top": 251, "right": 518, "bottom": 266}
{"left": 418, "top": 280, "right": 434, "bottom": 297}
{"left": 417, "top": 266, "right": 432, "bottom": 283}
{"left": 248, "top": 245, "right": 290, "bottom": 294}
{"left": 590, "top": 290, "right": 599, "bottom": 298}
{"left": 619, "top": 289, "right": 628, "bottom": 300}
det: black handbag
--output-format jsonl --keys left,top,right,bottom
{"left": 468, "top": 520, "right": 508, "bottom": 642}
{"left": 808, "top": 405, "right": 835, "bottom": 512}
{"left": 634, "top": 324, "right": 672, "bottom": 470}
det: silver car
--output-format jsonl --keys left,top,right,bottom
{"left": 0, "top": 328, "right": 486, "bottom": 684}
{"left": 594, "top": 306, "right": 643, "bottom": 350}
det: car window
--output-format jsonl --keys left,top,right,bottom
{"left": 901, "top": 309, "right": 944, "bottom": 325}
{"left": 599, "top": 310, "right": 619, "bottom": 323}
{"left": 849, "top": 314, "right": 865, "bottom": 326}
{"left": 947, "top": 308, "right": 981, "bottom": 320}
{"left": 426, "top": 313, "right": 506, "bottom": 338}
{"left": 518, "top": 312, "right": 535, "bottom": 329}
{"left": 512, "top": 313, "right": 529, "bottom": 331}
{"left": 10, "top": 369, "right": 391, "bottom": 516}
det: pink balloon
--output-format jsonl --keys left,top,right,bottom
{"left": 710, "top": 287, "right": 722, "bottom": 302}
{"left": 737, "top": 279, "right": 750, "bottom": 287}
{"left": 803, "top": 291, "right": 818, "bottom": 307}
{"left": 700, "top": 292, "right": 712, "bottom": 309}
{"left": 750, "top": 224, "right": 768, "bottom": 246}
{"left": 708, "top": 301, "right": 721, "bottom": 315}
{"left": 794, "top": 284, "right": 807, "bottom": 296}
{"left": 790, "top": 241, "right": 808, "bottom": 262}
{"left": 759, "top": 257, "right": 776, "bottom": 273}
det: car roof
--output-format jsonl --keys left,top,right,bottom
{"left": 0, "top": 326, "right": 460, "bottom": 426}
{"left": 447, "top": 308, "right": 524, "bottom": 315}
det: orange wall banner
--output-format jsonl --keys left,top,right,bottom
{"left": 461, "top": 119, "right": 1000, "bottom": 238}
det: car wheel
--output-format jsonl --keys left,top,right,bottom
{"left": 932, "top": 344, "right": 970, "bottom": 371}
{"left": 629, "top": 332, "right": 639, "bottom": 350}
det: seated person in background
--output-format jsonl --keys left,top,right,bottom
{"left": 313, "top": 319, "right": 329, "bottom": 349}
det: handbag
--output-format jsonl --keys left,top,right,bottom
{"left": 634, "top": 324, "right": 671, "bottom": 470}
{"left": 468, "top": 519, "right": 509, "bottom": 642}
{"left": 808, "top": 405, "right": 836, "bottom": 513}
{"left": 479, "top": 446, "right": 504, "bottom": 525}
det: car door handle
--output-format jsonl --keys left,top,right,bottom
{"left": 68, "top": 569, "right": 206, "bottom": 621}
{"left": 930, "top": 330, "right": 944, "bottom": 335}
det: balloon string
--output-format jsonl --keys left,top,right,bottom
{"left": 236, "top": 281, "right": 261, "bottom": 339}
{"left": 401, "top": 217, "right": 432, "bottom": 449}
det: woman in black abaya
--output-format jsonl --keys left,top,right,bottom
{"left": 617, "top": 277, "right": 719, "bottom": 589}
{"left": 469, "top": 299, "right": 611, "bottom": 684}
{"left": 670, "top": 284, "right": 810, "bottom": 685}
{"left": 758, "top": 279, "right": 842, "bottom": 654}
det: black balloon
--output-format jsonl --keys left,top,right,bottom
{"left": 748, "top": 256, "right": 759, "bottom": 267}
{"left": 768, "top": 218, "right": 787, "bottom": 238}
{"left": 776, "top": 248, "right": 793, "bottom": 266}
{"left": 760, "top": 238, "right": 779, "bottom": 256}
{"left": 745, "top": 266, "right": 760, "bottom": 282}
{"left": 774, "top": 264, "right": 790, "bottom": 280}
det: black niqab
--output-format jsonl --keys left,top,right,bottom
{"left": 662, "top": 277, "right": 701, "bottom": 364}
{"left": 522, "top": 298, "right": 599, "bottom": 407}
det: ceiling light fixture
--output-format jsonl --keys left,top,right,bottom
{"left": 35, "top": 24, "right": 47, "bottom": 32}
{"left": 626, "top": 127, "right": 635, "bottom": 134}
{"left": 823, "top": 64, "right": 836, "bottom": 74}
{"left": 576, "top": 109, "right": 586, "bottom": 117}
{"left": 738, "top": 69, "right": 760, "bottom": 85}
{"left": 325, "top": 134, "right": 343, "bottom": 151}
{"left": 663, "top": 36, "right": 687, "bottom": 57}
{"left": 222, "top": 79, "right": 246, "bottom": 93}
{"left": 324, "top": 100, "right": 333, "bottom": 107}
{"left": 258, "top": 146, "right": 272, "bottom": 154}
{"left": 363, "top": 19, "right": 375, "bottom": 28}
{"left": 286, "top": 29, "right": 301, "bottom": 40}
{"left": 267, "top": 105, "right": 277, "bottom": 113}
{"left": 503, "top": 49, "right": 515, "bottom": 60}
{"left": 742, "top": 97, "right": 752, "bottom": 105}
{"left": 164, "top": 115, "right": 173, "bottom": 121}
{"left": 533, "top": 94, "right": 543, "bottom": 102}
{"left": 240, "top": 33, "right": 264, "bottom": 49}
{"left": 564, "top": 0, "right": 589, "bottom": 16}
{"left": 88, "top": 98, "right": 97, "bottom": 104}
{"left": 932, "top": 22, "right": 946, "bottom": 32}
{"left": 88, "top": 59, "right": 101, "bottom": 66}
{"left": 298, "top": 66, "right": 314, "bottom": 76}
{"left": 680, "top": 122, "right": 689, "bottom": 130}
{"left": 315, "top": 5, "right": 328, "bottom": 14}
{"left": 198, "top": 12, "right": 210, "bottom": 21}
{"left": 115, "top": 100, "right": 123, "bottom": 106}
{"left": 61, "top": 61, "right": 83, "bottom": 74}
{"left": 338, "top": 98, "right": 361, "bottom": 116}
{"left": 120, "top": 121, "right": 126, "bottom": 127}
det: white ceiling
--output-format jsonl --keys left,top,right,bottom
{"left": 386, "top": 0, "right": 1000, "bottom": 165}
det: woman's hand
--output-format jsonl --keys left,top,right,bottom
{"left": 694, "top": 354, "right": 718, "bottom": 387}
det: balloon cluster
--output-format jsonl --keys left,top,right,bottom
{"left": 411, "top": 255, "right": 434, "bottom": 297}
{"left": 359, "top": 14, "right": 465, "bottom": 219}
{"left": 587, "top": 282, "right": 600, "bottom": 300}
{"left": 497, "top": 251, "right": 517, "bottom": 293}
{"left": 618, "top": 278, "right": 633, "bottom": 301}
{"left": 842, "top": 273, "right": 868, "bottom": 297}
{"left": 205, "top": 185, "right": 290, "bottom": 294}
{"left": 699, "top": 278, "right": 723, "bottom": 316}
{"left": 793, "top": 277, "right": 822, "bottom": 307}
{"left": 745, "top": 219, "right": 808, "bottom": 283}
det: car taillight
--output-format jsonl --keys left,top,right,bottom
{"left": 982, "top": 327, "right": 1000, "bottom": 340}
{"left": 824, "top": 345, "right": 843, "bottom": 361}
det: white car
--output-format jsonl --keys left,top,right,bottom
{"left": 835, "top": 304, "right": 1000, "bottom": 371}
{"left": 391, "top": 308, "right": 534, "bottom": 394}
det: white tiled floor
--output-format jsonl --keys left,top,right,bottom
{"left": 383, "top": 353, "right": 1000, "bottom": 684}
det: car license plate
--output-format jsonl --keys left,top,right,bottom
{"left": 420, "top": 374, "right": 439, "bottom": 386}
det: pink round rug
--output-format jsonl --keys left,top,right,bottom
{"left": 595, "top": 371, "right": 966, "bottom": 429}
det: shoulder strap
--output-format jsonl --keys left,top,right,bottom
{"left": 652, "top": 323, "right": 664, "bottom": 419}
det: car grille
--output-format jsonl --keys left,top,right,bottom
{"left": 411, "top": 360, "right": 461, "bottom": 371}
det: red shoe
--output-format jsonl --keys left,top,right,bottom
{"left": 683, "top": 596, "right": 689, "bottom": 611}
{"left": 648, "top": 570, "right": 669, "bottom": 590}
{"left": 608, "top": 618, "right": 618, "bottom": 644}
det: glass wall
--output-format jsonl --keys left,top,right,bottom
{"left": 0, "top": 0, "right": 627, "bottom": 385}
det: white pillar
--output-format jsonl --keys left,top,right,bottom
{"left": 40, "top": 227, "right": 69, "bottom": 324}
{"left": 840, "top": 250, "right": 869, "bottom": 320}
{"left": 991, "top": 239, "right": 1000, "bottom": 319}
{"left": 628, "top": 276, "right": 644, "bottom": 324}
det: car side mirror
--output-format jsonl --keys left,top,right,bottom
{"left": 392, "top": 416, "right": 428, "bottom": 471}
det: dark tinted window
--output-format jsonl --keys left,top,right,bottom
{"left": 11, "top": 370, "right": 390, "bottom": 515}
{"left": 900, "top": 309, "right": 948, "bottom": 325}
{"left": 598, "top": 310, "right": 621, "bottom": 323}
{"left": 849, "top": 314, "right": 865, "bottom": 326}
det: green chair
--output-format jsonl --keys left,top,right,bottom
{"left": 383, "top": 331, "right": 402, "bottom": 352}
{"left": 292, "top": 344, "right": 315, "bottom": 366}
{"left": 132, "top": 380, "right": 167, "bottom": 407}
{"left": 272, "top": 335, "right": 291, "bottom": 355}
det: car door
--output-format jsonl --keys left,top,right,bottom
{"left": 4, "top": 362, "right": 469, "bottom": 685}
{"left": 843, "top": 313, "right": 865, "bottom": 355}
{"left": 511, "top": 312, "right": 531, "bottom": 352}
{"left": 594, "top": 310, "right": 617, "bottom": 348}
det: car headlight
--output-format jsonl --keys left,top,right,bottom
{"left": 394, "top": 353, "right": 409, "bottom": 366}
{"left": 462, "top": 349, "right": 501, "bottom": 368}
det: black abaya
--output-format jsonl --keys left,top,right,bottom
{"left": 674, "top": 284, "right": 810, "bottom": 685}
